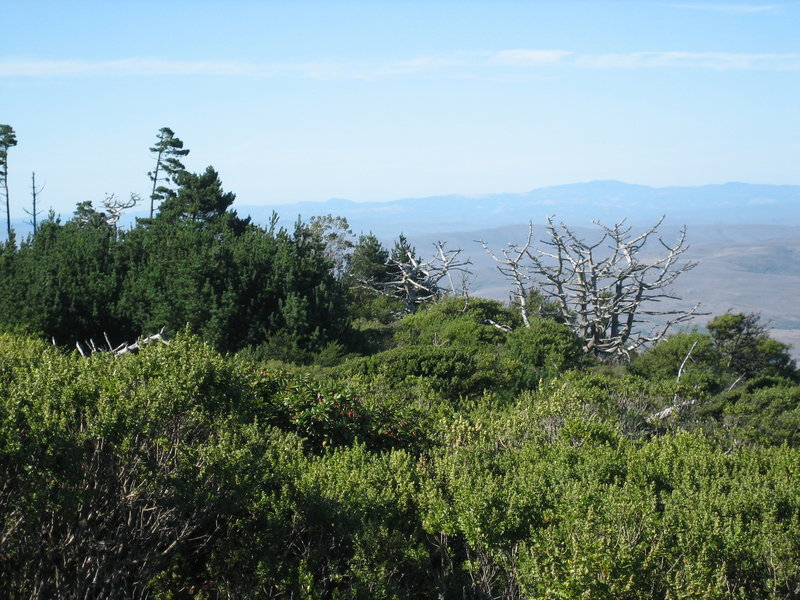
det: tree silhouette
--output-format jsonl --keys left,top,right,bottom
{"left": 148, "top": 127, "right": 189, "bottom": 218}
{"left": 0, "top": 124, "right": 18, "bottom": 240}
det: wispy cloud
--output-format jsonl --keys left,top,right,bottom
{"left": 2, "top": 49, "right": 799, "bottom": 80}
{"left": 0, "top": 58, "right": 264, "bottom": 77}
{"left": 484, "top": 50, "right": 574, "bottom": 66}
{"left": 574, "top": 51, "right": 800, "bottom": 70}
{"left": 662, "top": 3, "right": 783, "bottom": 14}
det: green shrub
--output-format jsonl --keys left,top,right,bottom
{"left": 502, "top": 317, "right": 586, "bottom": 389}
{"left": 249, "top": 369, "right": 431, "bottom": 453}
{"left": 393, "top": 297, "right": 520, "bottom": 351}
{"left": 342, "top": 344, "right": 504, "bottom": 401}
{"left": 694, "top": 381, "right": 800, "bottom": 447}
{"left": 630, "top": 331, "right": 724, "bottom": 393}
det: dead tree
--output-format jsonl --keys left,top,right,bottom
{"left": 24, "top": 171, "right": 45, "bottom": 234}
{"left": 478, "top": 222, "right": 536, "bottom": 327}
{"left": 309, "top": 214, "right": 355, "bottom": 278}
{"left": 483, "top": 217, "right": 703, "bottom": 363}
{"left": 103, "top": 192, "right": 140, "bottom": 235}
{"left": 75, "top": 327, "right": 169, "bottom": 357}
{"left": 364, "top": 240, "right": 472, "bottom": 314}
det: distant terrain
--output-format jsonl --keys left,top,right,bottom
{"left": 242, "top": 180, "right": 800, "bottom": 356}
{"left": 15, "top": 180, "right": 800, "bottom": 237}
{"left": 11, "top": 180, "right": 799, "bottom": 355}
{"left": 254, "top": 179, "right": 800, "bottom": 236}
{"left": 406, "top": 224, "right": 800, "bottom": 358}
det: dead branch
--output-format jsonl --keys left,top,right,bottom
{"left": 362, "top": 240, "right": 472, "bottom": 314}
{"left": 76, "top": 328, "right": 169, "bottom": 358}
{"left": 483, "top": 216, "right": 704, "bottom": 363}
{"left": 103, "top": 192, "right": 140, "bottom": 228}
{"left": 478, "top": 222, "right": 535, "bottom": 327}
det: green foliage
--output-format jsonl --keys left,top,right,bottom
{"left": 0, "top": 123, "right": 17, "bottom": 239}
{"left": 348, "top": 232, "right": 390, "bottom": 284}
{"left": 0, "top": 124, "right": 16, "bottom": 164}
{"left": 503, "top": 317, "right": 586, "bottom": 389}
{"left": 692, "top": 379, "right": 800, "bottom": 447}
{"left": 3, "top": 128, "right": 800, "bottom": 596}
{"left": 0, "top": 211, "right": 131, "bottom": 343}
{"left": 629, "top": 319, "right": 799, "bottom": 447}
{"left": 0, "top": 333, "right": 253, "bottom": 596}
{"left": 389, "top": 302, "right": 584, "bottom": 395}
{"left": 340, "top": 316, "right": 396, "bottom": 357}
{"left": 148, "top": 126, "right": 190, "bottom": 217}
{"left": 3, "top": 330, "right": 800, "bottom": 598}
{"left": 631, "top": 330, "right": 724, "bottom": 393}
{"left": 0, "top": 167, "right": 349, "bottom": 355}
{"left": 343, "top": 344, "right": 505, "bottom": 401}
{"left": 708, "top": 312, "right": 797, "bottom": 381}
{"left": 524, "top": 286, "right": 565, "bottom": 323}
{"left": 250, "top": 368, "right": 430, "bottom": 453}
{"left": 393, "top": 297, "right": 519, "bottom": 350}
{"left": 422, "top": 417, "right": 800, "bottom": 599}
{"left": 157, "top": 165, "right": 242, "bottom": 226}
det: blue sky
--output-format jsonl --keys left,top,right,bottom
{"left": 2, "top": 0, "right": 799, "bottom": 217}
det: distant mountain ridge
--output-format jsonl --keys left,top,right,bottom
{"left": 245, "top": 180, "right": 800, "bottom": 237}
{"left": 8, "top": 180, "right": 799, "bottom": 240}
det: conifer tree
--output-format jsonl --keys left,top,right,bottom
{"left": 148, "top": 127, "right": 189, "bottom": 218}
{"left": 0, "top": 124, "right": 18, "bottom": 240}
{"left": 348, "top": 233, "right": 390, "bottom": 284}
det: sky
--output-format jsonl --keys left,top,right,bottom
{"left": 2, "top": 0, "right": 799, "bottom": 218}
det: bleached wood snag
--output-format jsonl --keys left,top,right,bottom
{"left": 478, "top": 222, "right": 537, "bottom": 328}
{"left": 102, "top": 192, "right": 140, "bottom": 230}
{"left": 75, "top": 327, "right": 169, "bottom": 357}
{"left": 361, "top": 240, "right": 472, "bottom": 314}
{"left": 483, "top": 216, "right": 703, "bottom": 363}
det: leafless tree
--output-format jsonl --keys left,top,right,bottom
{"left": 103, "top": 192, "right": 140, "bottom": 234}
{"left": 483, "top": 216, "right": 703, "bottom": 363}
{"left": 478, "top": 222, "right": 537, "bottom": 328}
{"left": 76, "top": 327, "right": 168, "bottom": 357}
{"left": 24, "top": 171, "right": 45, "bottom": 234}
{"left": 309, "top": 214, "right": 355, "bottom": 278}
{"left": 364, "top": 240, "right": 472, "bottom": 314}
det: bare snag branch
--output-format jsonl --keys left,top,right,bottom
{"left": 361, "top": 239, "right": 472, "bottom": 315}
{"left": 483, "top": 216, "right": 703, "bottom": 363}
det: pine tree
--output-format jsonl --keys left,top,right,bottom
{"left": 157, "top": 166, "right": 239, "bottom": 225}
{"left": 0, "top": 125, "right": 18, "bottom": 240}
{"left": 148, "top": 127, "right": 189, "bottom": 218}
{"left": 348, "top": 233, "right": 390, "bottom": 284}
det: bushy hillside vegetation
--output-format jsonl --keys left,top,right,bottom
{"left": 1, "top": 327, "right": 799, "bottom": 598}
{"left": 1, "top": 131, "right": 799, "bottom": 597}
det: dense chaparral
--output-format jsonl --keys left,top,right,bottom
{"left": 0, "top": 126, "right": 798, "bottom": 598}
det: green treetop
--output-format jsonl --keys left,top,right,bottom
{"left": 0, "top": 124, "right": 19, "bottom": 240}
{"left": 148, "top": 127, "right": 189, "bottom": 218}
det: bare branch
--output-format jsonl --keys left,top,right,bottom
{"left": 103, "top": 192, "right": 140, "bottom": 229}
{"left": 363, "top": 239, "right": 472, "bottom": 314}
{"left": 676, "top": 340, "right": 699, "bottom": 382}
{"left": 483, "top": 216, "right": 702, "bottom": 363}
{"left": 478, "top": 221, "right": 535, "bottom": 326}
